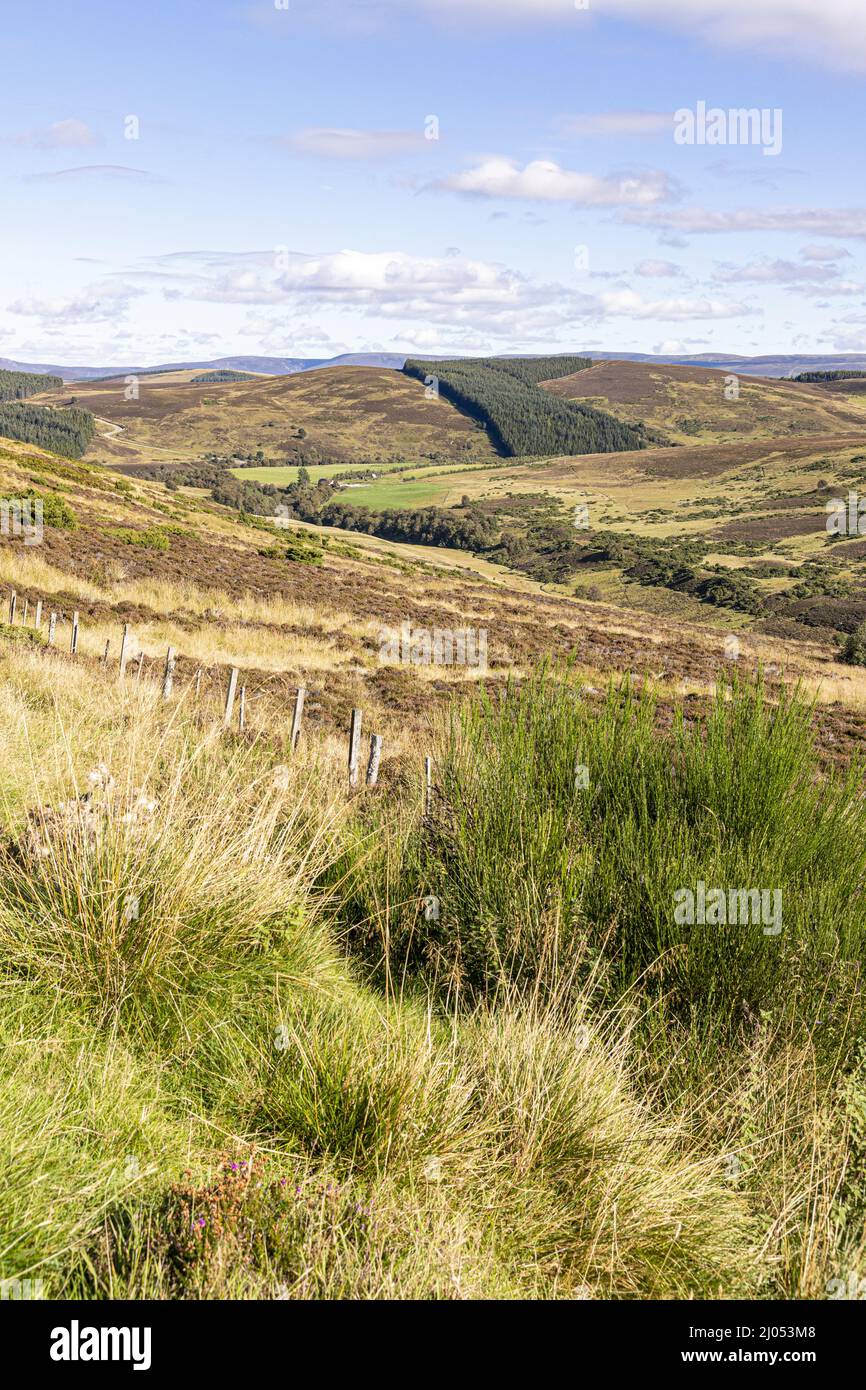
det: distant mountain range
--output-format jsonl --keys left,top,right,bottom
{"left": 0, "top": 353, "right": 404, "bottom": 382}
{"left": 582, "top": 352, "right": 866, "bottom": 379}
{"left": 5, "top": 350, "right": 866, "bottom": 383}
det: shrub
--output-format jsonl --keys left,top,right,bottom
{"left": 339, "top": 670, "right": 866, "bottom": 1064}
{"left": 841, "top": 620, "right": 866, "bottom": 665}
{"left": 106, "top": 525, "right": 171, "bottom": 551}
{"left": 17, "top": 487, "right": 77, "bottom": 530}
{"left": 0, "top": 644, "right": 859, "bottom": 1300}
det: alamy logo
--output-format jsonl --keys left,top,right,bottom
{"left": 0, "top": 1277, "right": 44, "bottom": 1299}
{"left": 50, "top": 1320, "right": 152, "bottom": 1370}
{"left": 724, "top": 635, "right": 741, "bottom": 662}
{"left": 826, "top": 492, "right": 866, "bottom": 537}
{"left": 674, "top": 881, "right": 782, "bottom": 936}
{"left": 827, "top": 1272, "right": 866, "bottom": 1300}
{"left": 0, "top": 497, "right": 43, "bottom": 546}
{"left": 379, "top": 621, "right": 487, "bottom": 672}
{"left": 674, "top": 102, "right": 782, "bottom": 157}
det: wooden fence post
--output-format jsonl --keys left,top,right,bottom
{"left": 8, "top": 592, "right": 16, "bottom": 624}
{"left": 34, "top": 599, "right": 42, "bottom": 629}
{"left": 135, "top": 651, "right": 144, "bottom": 682}
{"left": 290, "top": 685, "right": 306, "bottom": 751}
{"left": 238, "top": 685, "right": 246, "bottom": 732}
{"left": 21, "top": 598, "right": 28, "bottom": 625}
{"left": 47, "top": 611, "right": 57, "bottom": 646}
{"left": 348, "top": 707, "right": 363, "bottom": 787}
{"left": 425, "top": 756, "right": 433, "bottom": 817}
{"left": 194, "top": 667, "right": 202, "bottom": 698}
{"left": 118, "top": 624, "right": 130, "bottom": 678}
{"left": 224, "top": 667, "right": 239, "bottom": 726}
{"left": 102, "top": 638, "right": 111, "bottom": 666}
{"left": 70, "top": 612, "right": 79, "bottom": 654}
{"left": 366, "top": 734, "right": 383, "bottom": 787}
{"left": 162, "top": 646, "right": 176, "bottom": 700}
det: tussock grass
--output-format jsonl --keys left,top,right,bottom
{"left": 334, "top": 667, "right": 866, "bottom": 1295}
{"left": 0, "top": 641, "right": 863, "bottom": 1298}
{"left": 0, "top": 980, "right": 207, "bottom": 1286}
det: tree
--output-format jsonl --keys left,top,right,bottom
{"left": 841, "top": 621, "right": 866, "bottom": 666}
{"left": 402, "top": 356, "right": 657, "bottom": 458}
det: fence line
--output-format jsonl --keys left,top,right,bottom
{"left": 0, "top": 590, "right": 434, "bottom": 796}
{"left": 118, "top": 623, "right": 130, "bottom": 678}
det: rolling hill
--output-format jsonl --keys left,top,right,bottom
{"left": 2, "top": 428, "right": 865, "bottom": 732}
{"left": 11, "top": 348, "right": 866, "bottom": 383}
{"left": 541, "top": 358, "right": 866, "bottom": 443}
{"left": 0, "top": 353, "right": 405, "bottom": 381}
{"left": 3, "top": 391, "right": 866, "bottom": 1309}
{"left": 21, "top": 355, "right": 866, "bottom": 646}
{"left": 34, "top": 365, "right": 498, "bottom": 470}
{"left": 403, "top": 354, "right": 656, "bottom": 457}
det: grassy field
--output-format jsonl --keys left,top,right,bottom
{"left": 542, "top": 358, "right": 866, "bottom": 444}
{"left": 2, "top": 422, "right": 866, "bottom": 1300}
{"left": 31, "top": 358, "right": 866, "bottom": 645}
{"left": 232, "top": 462, "right": 480, "bottom": 510}
{"left": 0, "top": 636, "right": 864, "bottom": 1299}
{"left": 35, "top": 366, "right": 498, "bottom": 470}
{"left": 5, "top": 431, "right": 866, "bottom": 721}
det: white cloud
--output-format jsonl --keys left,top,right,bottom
{"left": 412, "top": 0, "right": 866, "bottom": 71}
{"left": 13, "top": 118, "right": 96, "bottom": 149}
{"left": 653, "top": 338, "right": 707, "bottom": 354}
{"left": 186, "top": 268, "right": 287, "bottom": 305}
{"left": 598, "top": 289, "right": 752, "bottom": 320}
{"left": 800, "top": 281, "right": 866, "bottom": 299}
{"left": 623, "top": 206, "right": 866, "bottom": 239}
{"left": 711, "top": 257, "right": 865, "bottom": 297}
{"left": 238, "top": 312, "right": 343, "bottom": 353}
{"left": 275, "top": 248, "right": 561, "bottom": 324}
{"left": 606, "top": 0, "right": 866, "bottom": 71}
{"left": 635, "top": 259, "right": 683, "bottom": 278}
{"left": 827, "top": 326, "right": 866, "bottom": 349}
{"left": 133, "top": 245, "right": 752, "bottom": 343}
{"left": 801, "top": 244, "right": 853, "bottom": 262}
{"left": 247, "top": 1, "right": 866, "bottom": 72}
{"left": 712, "top": 258, "right": 838, "bottom": 285}
{"left": 26, "top": 164, "right": 156, "bottom": 182}
{"left": 8, "top": 281, "right": 142, "bottom": 324}
{"left": 283, "top": 127, "right": 430, "bottom": 159}
{"left": 439, "top": 157, "right": 676, "bottom": 205}
{"left": 168, "top": 247, "right": 581, "bottom": 339}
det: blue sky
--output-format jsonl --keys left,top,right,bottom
{"left": 1, "top": 0, "right": 865, "bottom": 365}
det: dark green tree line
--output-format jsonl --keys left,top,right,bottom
{"left": 403, "top": 355, "right": 657, "bottom": 457}
{"left": 0, "top": 403, "right": 96, "bottom": 458}
{"left": 0, "top": 370, "right": 63, "bottom": 402}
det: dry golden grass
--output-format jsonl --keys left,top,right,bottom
{"left": 1, "top": 566, "right": 863, "bottom": 1302}
{"left": 543, "top": 358, "right": 866, "bottom": 443}
{"left": 34, "top": 365, "right": 498, "bottom": 470}
{"left": 4, "top": 426, "right": 866, "bottom": 754}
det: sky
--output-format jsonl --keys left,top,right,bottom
{"left": 1, "top": 0, "right": 866, "bottom": 366}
